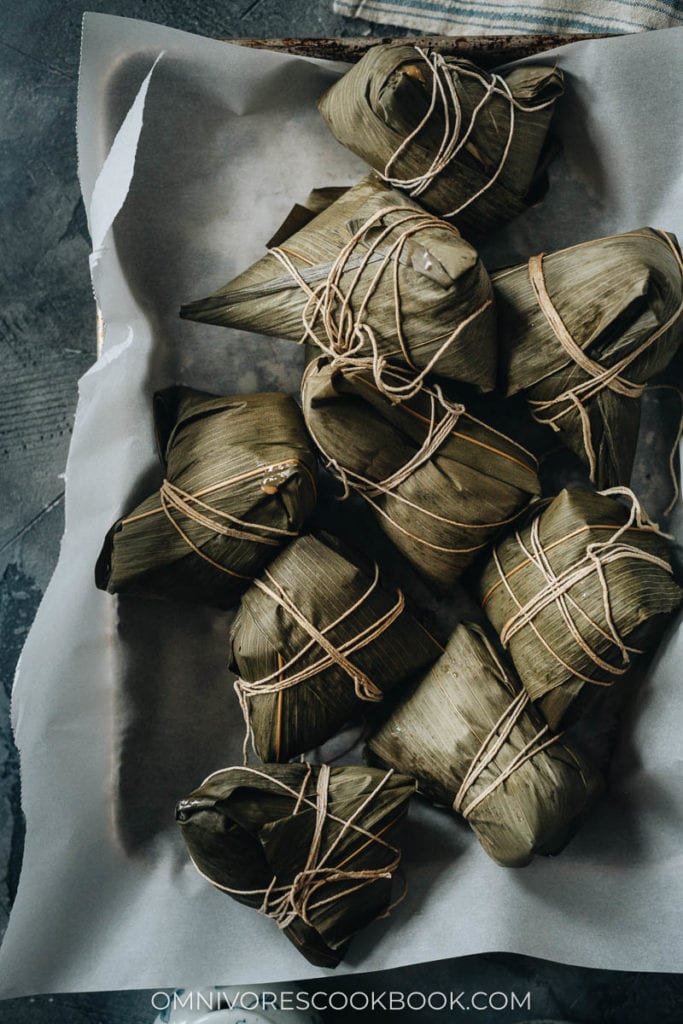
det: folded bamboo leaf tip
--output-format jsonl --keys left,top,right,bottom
{"left": 180, "top": 175, "right": 498, "bottom": 395}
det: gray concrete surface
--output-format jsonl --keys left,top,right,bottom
{"left": 1, "top": 2, "right": 682, "bottom": 1021}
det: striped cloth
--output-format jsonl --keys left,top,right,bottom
{"left": 333, "top": 0, "right": 683, "bottom": 34}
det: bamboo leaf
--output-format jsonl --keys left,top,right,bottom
{"left": 95, "top": 388, "right": 317, "bottom": 609}
{"left": 180, "top": 175, "right": 498, "bottom": 393}
{"left": 317, "top": 44, "right": 563, "bottom": 238}
{"left": 230, "top": 532, "right": 441, "bottom": 761}
{"left": 369, "top": 622, "right": 602, "bottom": 867}
{"left": 176, "top": 762, "right": 415, "bottom": 967}
{"left": 494, "top": 228, "right": 683, "bottom": 487}
{"left": 475, "top": 488, "right": 683, "bottom": 728}
{"left": 302, "top": 359, "right": 540, "bottom": 590}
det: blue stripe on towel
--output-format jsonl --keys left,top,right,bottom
{"left": 336, "top": 0, "right": 641, "bottom": 31}
{"left": 335, "top": 0, "right": 683, "bottom": 32}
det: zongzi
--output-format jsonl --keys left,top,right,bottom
{"left": 494, "top": 228, "right": 683, "bottom": 488}
{"left": 301, "top": 358, "right": 540, "bottom": 590}
{"left": 369, "top": 623, "right": 602, "bottom": 867}
{"left": 181, "top": 175, "right": 498, "bottom": 396}
{"left": 95, "top": 388, "right": 317, "bottom": 608}
{"left": 230, "top": 531, "right": 441, "bottom": 761}
{"left": 176, "top": 762, "right": 415, "bottom": 967}
{"left": 317, "top": 44, "right": 564, "bottom": 237}
{"left": 476, "top": 487, "right": 682, "bottom": 729}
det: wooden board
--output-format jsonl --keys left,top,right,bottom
{"left": 229, "top": 33, "right": 610, "bottom": 66}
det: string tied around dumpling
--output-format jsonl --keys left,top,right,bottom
{"left": 365, "top": 384, "right": 466, "bottom": 495}
{"left": 234, "top": 563, "right": 405, "bottom": 762}
{"left": 185, "top": 764, "right": 405, "bottom": 932}
{"left": 486, "top": 486, "right": 674, "bottom": 690}
{"left": 303, "top": 366, "right": 534, "bottom": 556}
{"left": 381, "top": 47, "right": 559, "bottom": 219}
{"left": 269, "top": 204, "right": 492, "bottom": 404}
{"left": 321, "top": 379, "right": 465, "bottom": 501}
{"left": 526, "top": 235, "right": 683, "bottom": 511}
{"left": 453, "top": 688, "right": 562, "bottom": 819}
{"left": 121, "top": 461, "right": 313, "bottom": 580}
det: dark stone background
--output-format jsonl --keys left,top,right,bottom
{"left": 0, "top": 2, "right": 681, "bottom": 1021}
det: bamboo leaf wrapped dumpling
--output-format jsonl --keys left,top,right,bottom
{"left": 475, "top": 488, "right": 682, "bottom": 729}
{"left": 176, "top": 762, "right": 415, "bottom": 967}
{"left": 369, "top": 623, "right": 602, "bottom": 867}
{"left": 181, "top": 175, "right": 498, "bottom": 397}
{"left": 96, "top": 388, "right": 317, "bottom": 609}
{"left": 494, "top": 229, "right": 683, "bottom": 488}
{"left": 317, "top": 44, "right": 564, "bottom": 238}
{"left": 301, "top": 358, "right": 540, "bottom": 590}
{"left": 230, "top": 532, "right": 441, "bottom": 761}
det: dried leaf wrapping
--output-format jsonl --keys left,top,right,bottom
{"left": 230, "top": 532, "right": 441, "bottom": 761}
{"left": 317, "top": 44, "right": 564, "bottom": 237}
{"left": 301, "top": 358, "right": 540, "bottom": 590}
{"left": 369, "top": 623, "right": 602, "bottom": 867}
{"left": 494, "top": 228, "right": 683, "bottom": 488}
{"left": 476, "top": 488, "right": 682, "bottom": 728}
{"left": 180, "top": 175, "right": 497, "bottom": 394}
{"left": 95, "top": 388, "right": 317, "bottom": 608}
{"left": 176, "top": 762, "right": 415, "bottom": 967}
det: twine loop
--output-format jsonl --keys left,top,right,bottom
{"left": 326, "top": 382, "right": 465, "bottom": 503}
{"left": 381, "top": 47, "right": 559, "bottom": 218}
{"left": 235, "top": 563, "right": 405, "bottom": 761}
{"left": 303, "top": 367, "right": 533, "bottom": 555}
{"left": 187, "top": 764, "right": 403, "bottom": 932}
{"left": 270, "top": 203, "right": 492, "bottom": 403}
{"left": 160, "top": 480, "right": 284, "bottom": 548}
{"left": 453, "top": 689, "right": 561, "bottom": 819}
{"left": 489, "top": 487, "right": 673, "bottom": 689}
{"left": 120, "top": 462, "right": 310, "bottom": 581}
{"left": 526, "top": 237, "right": 683, "bottom": 501}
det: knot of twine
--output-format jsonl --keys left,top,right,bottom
{"left": 453, "top": 689, "right": 561, "bottom": 819}
{"left": 527, "top": 238, "right": 683, "bottom": 502}
{"left": 304, "top": 370, "right": 530, "bottom": 556}
{"left": 489, "top": 486, "right": 673, "bottom": 689}
{"left": 269, "top": 203, "right": 492, "bottom": 404}
{"left": 122, "top": 462, "right": 308, "bottom": 581}
{"left": 362, "top": 386, "right": 466, "bottom": 499}
{"left": 326, "top": 381, "right": 465, "bottom": 502}
{"left": 187, "top": 764, "right": 403, "bottom": 932}
{"left": 235, "top": 563, "right": 405, "bottom": 761}
{"left": 381, "top": 47, "right": 559, "bottom": 218}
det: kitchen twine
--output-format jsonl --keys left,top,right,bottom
{"left": 453, "top": 690, "right": 562, "bottom": 819}
{"left": 446, "top": 633, "right": 588, "bottom": 818}
{"left": 381, "top": 47, "right": 559, "bottom": 217}
{"left": 485, "top": 486, "right": 675, "bottom": 691}
{"left": 526, "top": 232, "right": 683, "bottom": 512}
{"left": 269, "top": 204, "right": 492, "bottom": 404}
{"left": 303, "top": 365, "right": 534, "bottom": 556}
{"left": 121, "top": 460, "right": 313, "bottom": 581}
{"left": 185, "top": 763, "right": 404, "bottom": 932}
{"left": 234, "top": 563, "right": 405, "bottom": 762}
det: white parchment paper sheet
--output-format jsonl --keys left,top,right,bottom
{"left": 1, "top": 12, "right": 682, "bottom": 997}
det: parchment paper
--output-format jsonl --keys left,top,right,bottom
{"left": 1, "top": 12, "right": 682, "bottom": 997}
